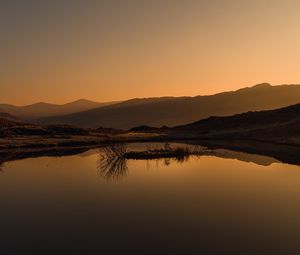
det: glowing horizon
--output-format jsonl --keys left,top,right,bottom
{"left": 1, "top": 0, "right": 300, "bottom": 105}
{"left": 1, "top": 82, "right": 293, "bottom": 107}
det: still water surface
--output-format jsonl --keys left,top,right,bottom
{"left": 1, "top": 143, "right": 300, "bottom": 255}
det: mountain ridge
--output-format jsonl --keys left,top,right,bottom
{"left": 0, "top": 99, "right": 118, "bottom": 118}
{"left": 39, "top": 83, "right": 300, "bottom": 129}
{"left": 169, "top": 102, "right": 300, "bottom": 145}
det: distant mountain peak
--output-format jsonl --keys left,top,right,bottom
{"left": 63, "top": 99, "right": 99, "bottom": 106}
{"left": 0, "top": 99, "right": 116, "bottom": 118}
{"left": 252, "top": 83, "right": 272, "bottom": 88}
{"left": 31, "top": 102, "right": 50, "bottom": 106}
{"left": 236, "top": 83, "right": 272, "bottom": 93}
{"left": 73, "top": 99, "right": 93, "bottom": 103}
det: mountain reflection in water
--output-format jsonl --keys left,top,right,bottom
{"left": 96, "top": 143, "right": 282, "bottom": 181}
{"left": 0, "top": 141, "right": 299, "bottom": 181}
{"left": 1, "top": 142, "right": 300, "bottom": 254}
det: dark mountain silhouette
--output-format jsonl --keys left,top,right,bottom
{"left": 0, "top": 99, "right": 117, "bottom": 119}
{"left": 172, "top": 103, "right": 300, "bottom": 144}
{"left": 40, "top": 83, "right": 300, "bottom": 129}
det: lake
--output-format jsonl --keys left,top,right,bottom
{"left": 1, "top": 143, "right": 300, "bottom": 255}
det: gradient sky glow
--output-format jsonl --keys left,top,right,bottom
{"left": 1, "top": 0, "right": 300, "bottom": 105}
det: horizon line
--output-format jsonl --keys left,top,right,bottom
{"left": 2, "top": 82, "right": 299, "bottom": 107}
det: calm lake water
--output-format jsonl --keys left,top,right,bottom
{"left": 1, "top": 143, "right": 300, "bottom": 255}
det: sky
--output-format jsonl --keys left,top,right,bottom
{"left": 1, "top": 0, "right": 300, "bottom": 105}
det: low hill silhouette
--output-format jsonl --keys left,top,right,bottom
{"left": 40, "top": 83, "right": 300, "bottom": 129}
{"left": 0, "top": 117, "right": 89, "bottom": 138}
{"left": 0, "top": 112, "right": 19, "bottom": 120}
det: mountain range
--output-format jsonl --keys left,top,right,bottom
{"left": 38, "top": 83, "right": 300, "bottom": 129}
{"left": 0, "top": 99, "right": 116, "bottom": 118}
{"left": 1, "top": 101, "right": 300, "bottom": 148}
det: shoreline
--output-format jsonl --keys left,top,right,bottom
{"left": 0, "top": 134, "right": 300, "bottom": 167}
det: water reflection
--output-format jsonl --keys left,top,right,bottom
{"left": 95, "top": 142, "right": 292, "bottom": 181}
{"left": 97, "top": 143, "right": 214, "bottom": 180}
{"left": 0, "top": 141, "right": 299, "bottom": 181}
{"left": 98, "top": 143, "right": 195, "bottom": 180}
{"left": 1, "top": 143, "right": 300, "bottom": 255}
{"left": 98, "top": 144, "right": 128, "bottom": 180}
{"left": 0, "top": 156, "right": 6, "bottom": 171}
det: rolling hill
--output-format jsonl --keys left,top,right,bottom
{"left": 40, "top": 83, "right": 300, "bottom": 129}
{"left": 172, "top": 103, "right": 300, "bottom": 144}
{"left": 0, "top": 99, "right": 117, "bottom": 119}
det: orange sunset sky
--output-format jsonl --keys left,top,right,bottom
{"left": 1, "top": 0, "right": 300, "bottom": 105}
